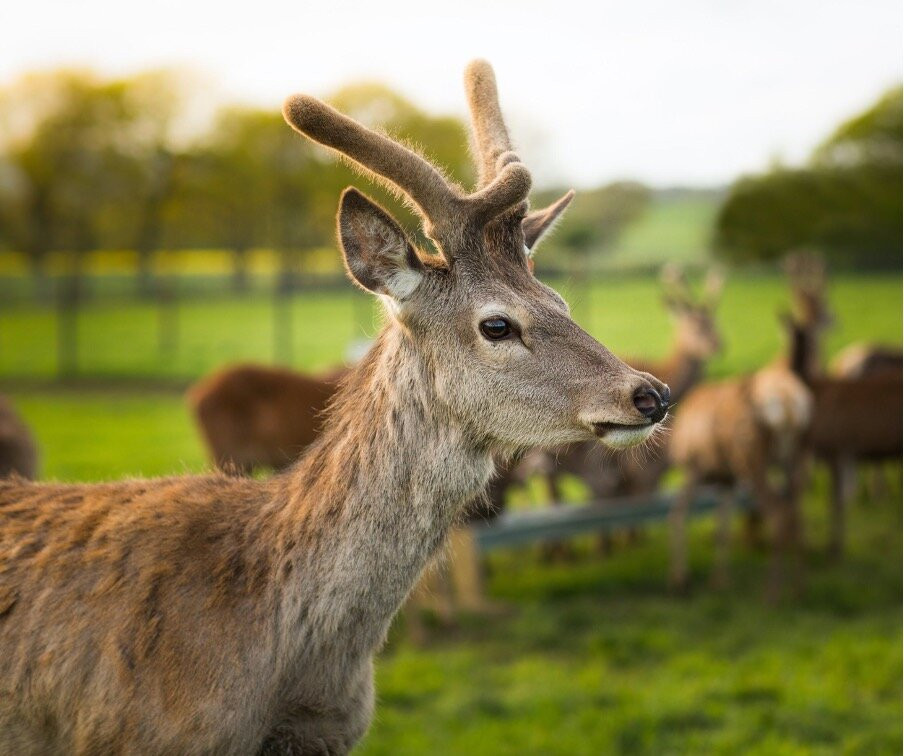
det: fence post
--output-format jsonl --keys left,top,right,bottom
{"left": 273, "top": 268, "right": 293, "bottom": 365}
{"left": 157, "top": 276, "right": 179, "bottom": 362}
{"left": 57, "top": 272, "right": 79, "bottom": 379}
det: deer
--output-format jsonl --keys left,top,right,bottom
{"left": 0, "top": 394, "right": 37, "bottom": 480}
{"left": 783, "top": 252, "right": 903, "bottom": 559}
{"left": 0, "top": 61, "right": 670, "bottom": 755}
{"left": 783, "top": 315, "right": 902, "bottom": 560}
{"left": 667, "top": 324, "right": 813, "bottom": 601}
{"left": 187, "top": 363, "right": 348, "bottom": 475}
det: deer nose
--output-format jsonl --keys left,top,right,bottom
{"left": 633, "top": 386, "right": 669, "bottom": 424}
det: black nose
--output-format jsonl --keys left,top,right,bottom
{"left": 633, "top": 387, "right": 669, "bottom": 424}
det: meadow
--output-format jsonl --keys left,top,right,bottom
{"left": 0, "top": 270, "right": 901, "bottom": 753}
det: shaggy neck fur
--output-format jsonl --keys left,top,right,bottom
{"left": 263, "top": 324, "right": 494, "bottom": 695}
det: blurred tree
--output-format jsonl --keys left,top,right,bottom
{"left": 533, "top": 182, "right": 650, "bottom": 268}
{"left": 714, "top": 86, "right": 902, "bottom": 269}
{"left": 0, "top": 69, "right": 187, "bottom": 294}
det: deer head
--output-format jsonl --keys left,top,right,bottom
{"left": 283, "top": 61, "right": 669, "bottom": 452}
{"left": 660, "top": 264, "right": 723, "bottom": 360}
{"left": 784, "top": 250, "right": 833, "bottom": 333}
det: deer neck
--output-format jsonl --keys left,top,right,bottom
{"left": 268, "top": 326, "right": 493, "bottom": 667}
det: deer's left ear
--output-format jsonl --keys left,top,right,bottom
{"left": 522, "top": 190, "right": 575, "bottom": 257}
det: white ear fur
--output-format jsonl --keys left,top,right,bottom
{"left": 337, "top": 188, "right": 424, "bottom": 303}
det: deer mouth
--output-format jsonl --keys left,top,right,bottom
{"left": 591, "top": 421, "right": 656, "bottom": 449}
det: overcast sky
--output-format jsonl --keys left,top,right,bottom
{"left": 2, "top": 0, "right": 901, "bottom": 188}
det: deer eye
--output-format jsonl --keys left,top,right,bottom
{"left": 479, "top": 318, "right": 514, "bottom": 341}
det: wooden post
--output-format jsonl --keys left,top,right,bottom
{"left": 57, "top": 272, "right": 79, "bottom": 378}
{"left": 448, "top": 526, "right": 486, "bottom": 612}
{"left": 273, "top": 264, "right": 293, "bottom": 365}
{"left": 157, "top": 277, "right": 179, "bottom": 361}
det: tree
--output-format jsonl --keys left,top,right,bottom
{"left": 534, "top": 181, "right": 650, "bottom": 268}
{"left": 714, "top": 86, "right": 902, "bottom": 269}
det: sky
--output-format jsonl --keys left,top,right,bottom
{"left": 2, "top": 0, "right": 901, "bottom": 188}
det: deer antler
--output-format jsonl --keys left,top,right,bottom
{"left": 464, "top": 60, "right": 516, "bottom": 187}
{"left": 283, "top": 62, "right": 531, "bottom": 243}
{"left": 703, "top": 267, "right": 725, "bottom": 308}
{"left": 784, "top": 249, "right": 825, "bottom": 294}
{"left": 660, "top": 263, "right": 693, "bottom": 305}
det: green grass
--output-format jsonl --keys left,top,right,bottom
{"left": 367, "top": 488, "right": 902, "bottom": 755}
{"left": 0, "top": 271, "right": 900, "bottom": 753}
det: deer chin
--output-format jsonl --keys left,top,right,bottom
{"left": 591, "top": 421, "right": 656, "bottom": 450}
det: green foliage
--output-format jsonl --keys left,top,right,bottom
{"left": 537, "top": 182, "right": 650, "bottom": 264}
{"left": 0, "top": 71, "right": 474, "bottom": 279}
{"left": 812, "top": 87, "right": 902, "bottom": 168}
{"left": 714, "top": 86, "right": 903, "bottom": 269}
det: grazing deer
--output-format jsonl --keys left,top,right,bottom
{"left": 0, "top": 394, "right": 37, "bottom": 480}
{"left": 0, "top": 62, "right": 669, "bottom": 754}
{"left": 668, "top": 324, "right": 813, "bottom": 599}
{"left": 187, "top": 364, "right": 348, "bottom": 475}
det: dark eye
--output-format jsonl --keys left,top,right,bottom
{"left": 479, "top": 318, "right": 514, "bottom": 341}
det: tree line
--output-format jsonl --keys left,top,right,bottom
{"left": 715, "top": 86, "right": 902, "bottom": 269}
{"left": 0, "top": 69, "right": 649, "bottom": 297}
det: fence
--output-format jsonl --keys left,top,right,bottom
{"left": 0, "top": 259, "right": 645, "bottom": 383}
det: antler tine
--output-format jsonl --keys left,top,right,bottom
{"left": 464, "top": 60, "right": 516, "bottom": 187}
{"left": 784, "top": 249, "right": 825, "bottom": 294}
{"left": 660, "top": 263, "right": 693, "bottom": 303}
{"left": 283, "top": 94, "right": 462, "bottom": 234}
{"left": 703, "top": 267, "right": 726, "bottom": 306}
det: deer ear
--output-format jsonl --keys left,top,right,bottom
{"left": 337, "top": 188, "right": 424, "bottom": 301}
{"left": 522, "top": 190, "right": 575, "bottom": 256}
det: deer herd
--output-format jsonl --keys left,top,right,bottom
{"left": 0, "top": 62, "right": 899, "bottom": 753}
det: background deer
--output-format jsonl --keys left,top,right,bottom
{"left": 783, "top": 252, "right": 903, "bottom": 559}
{"left": 0, "top": 394, "right": 37, "bottom": 480}
{"left": 668, "top": 318, "right": 813, "bottom": 599}
{"left": 187, "top": 363, "right": 348, "bottom": 475}
{"left": 0, "top": 61, "right": 669, "bottom": 754}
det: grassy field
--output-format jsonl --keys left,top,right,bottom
{"left": 0, "top": 271, "right": 900, "bottom": 753}
{"left": 0, "top": 272, "right": 899, "bottom": 383}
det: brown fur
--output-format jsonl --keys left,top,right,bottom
{"left": 783, "top": 255, "right": 902, "bottom": 558}
{"left": 830, "top": 343, "right": 902, "bottom": 379}
{"left": 187, "top": 364, "right": 347, "bottom": 475}
{"left": 785, "top": 317, "right": 902, "bottom": 558}
{"left": 0, "top": 394, "right": 38, "bottom": 481}
{"left": 0, "top": 62, "right": 669, "bottom": 754}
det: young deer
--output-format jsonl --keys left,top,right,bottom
{"left": 0, "top": 394, "right": 37, "bottom": 480}
{"left": 187, "top": 363, "right": 348, "bottom": 475}
{"left": 668, "top": 323, "right": 813, "bottom": 600}
{"left": 0, "top": 62, "right": 669, "bottom": 754}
